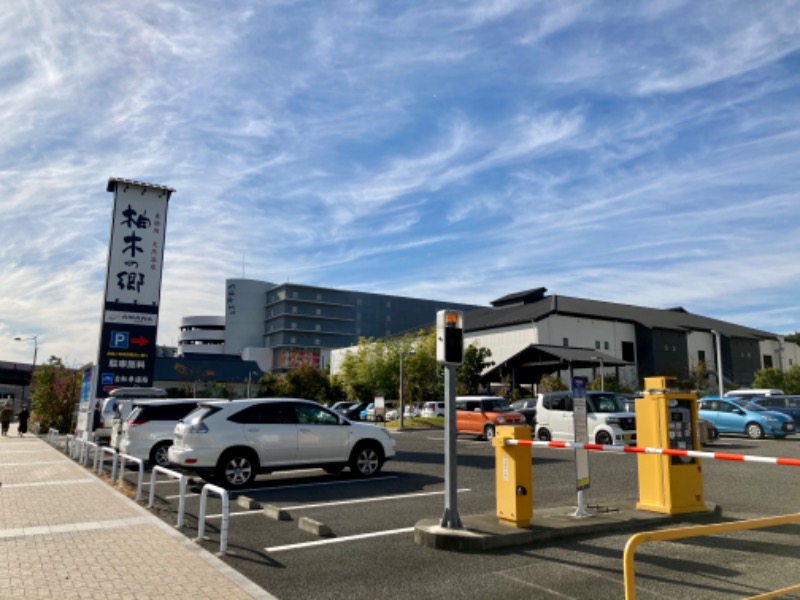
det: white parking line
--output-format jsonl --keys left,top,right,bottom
{"left": 202, "top": 487, "right": 472, "bottom": 518}
{"left": 266, "top": 527, "right": 415, "bottom": 553}
{"left": 164, "top": 475, "right": 399, "bottom": 500}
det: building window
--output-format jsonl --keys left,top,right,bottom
{"left": 604, "top": 341, "right": 610, "bottom": 350}
{"left": 293, "top": 291, "right": 298, "bottom": 298}
{"left": 595, "top": 341, "right": 600, "bottom": 350}
{"left": 563, "top": 338, "right": 569, "bottom": 347}
{"left": 386, "top": 301, "right": 391, "bottom": 308}
{"left": 698, "top": 350, "right": 706, "bottom": 364}
{"left": 315, "top": 338, "right": 320, "bottom": 345}
{"left": 290, "top": 337, "right": 296, "bottom": 344}
{"left": 317, "top": 294, "right": 322, "bottom": 301}
{"left": 292, "top": 306, "right": 297, "bottom": 313}
{"left": 764, "top": 355, "right": 773, "bottom": 368}
{"left": 665, "top": 344, "right": 669, "bottom": 352}
{"left": 291, "top": 322, "right": 297, "bottom": 329}
{"left": 622, "top": 341, "right": 634, "bottom": 362}
{"left": 386, "top": 315, "right": 391, "bottom": 322}
{"left": 316, "top": 308, "right": 321, "bottom": 315}
{"left": 790, "top": 359, "right": 794, "bottom": 366}
{"left": 316, "top": 324, "right": 321, "bottom": 331}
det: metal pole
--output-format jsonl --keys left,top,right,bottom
{"left": 440, "top": 365, "right": 462, "bottom": 529}
{"left": 399, "top": 352, "right": 405, "bottom": 429}
{"left": 711, "top": 330, "right": 724, "bottom": 397}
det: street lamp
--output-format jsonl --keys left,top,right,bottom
{"left": 14, "top": 336, "right": 38, "bottom": 407}
{"left": 591, "top": 356, "right": 604, "bottom": 391}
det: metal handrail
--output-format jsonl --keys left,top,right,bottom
{"left": 116, "top": 453, "right": 145, "bottom": 502}
{"left": 96, "top": 446, "right": 119, "bottom": 481}
{"left": 197, "top": 483, "right": 230, "bottom": 554}
{"left": 148, "top": 466, "right": 187, "bottom": 528}
{"left": 623, "top": 513, "right": 800, "bottom": 599}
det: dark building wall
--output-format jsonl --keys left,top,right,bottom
{"left": 635, "top": 328, "right": 690, "bottom": 381}
{"left": 728, "top": 338, "right": 761, "bottom": 386}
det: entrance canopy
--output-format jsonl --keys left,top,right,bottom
{"left": 480, "top": 344, "right": 630, "bottom": 387}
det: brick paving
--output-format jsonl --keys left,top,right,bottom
{"left": 0, "top": 424, "right": 277, "bottom": 599}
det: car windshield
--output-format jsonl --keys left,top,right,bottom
{"left": 586, "top": 394, "right": 627, "bottom": 413}
{"left": 740, "top": 402, "right": 768, "bottom": 412}
{"left": 483, "top": 399, "right": 511, "bottom": 412}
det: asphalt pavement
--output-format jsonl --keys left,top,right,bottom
{"left": 4, "top": 424, "right": 800, "bottom": 599}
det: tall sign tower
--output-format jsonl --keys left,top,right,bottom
{"left": 96, "top": 178, "right": 174, "bottom": 397}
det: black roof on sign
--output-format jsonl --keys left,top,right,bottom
{"left": 106, "top": 177, "right": 176, "bottom": 194}
{"left": 467, "top": 291, "right": 778, "bottom": 340}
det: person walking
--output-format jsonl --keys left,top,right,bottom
{"left": 17, "top": 404, "right": 30, "bottom": 437}
{"left": 0, "top": 402, "right": 11, "bottom": 436}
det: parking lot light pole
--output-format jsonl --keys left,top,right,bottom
{"left": 14, "top": 336, "right": 38, "bottom": 406}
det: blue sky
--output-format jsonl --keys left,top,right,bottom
{"left": 2, "top": 0, "right": 800, "bottom": 367}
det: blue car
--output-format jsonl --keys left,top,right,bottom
{"left": 698, "top": 397, "right": 796, "bottom": 439}
{"left": 743, "top": 395, "right": 800, "bottom": 428}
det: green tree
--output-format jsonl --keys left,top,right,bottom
{"left": 257, "top": 372, "right": 290, "bottom": 397}
{"left": 751, "top": 367, "right": 785, "bottom": 390}
{"left": 782, "top": 365, "right": 800, "bottom": 394}
{"left": 283, "top": 364, "right": 332, "bottom": 403}
{"left": 457, "top": 344, "right": 494, "bottom": 395}
{"left": 29, "top": 356, "right": 81, "bottom": 432}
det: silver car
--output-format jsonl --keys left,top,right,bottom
{"left": 169, "top": 398, "right": 397, "bottom": 489}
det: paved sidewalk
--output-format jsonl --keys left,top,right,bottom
{"left": 0, "top": 423, "right": 277, "bottom": 599}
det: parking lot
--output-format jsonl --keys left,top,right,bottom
{"left": 128, "top": 429, "right": 800, "bottom": 599}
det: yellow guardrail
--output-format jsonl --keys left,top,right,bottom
{"left": 623, "top": 513, "right": 800, "bottom": 600}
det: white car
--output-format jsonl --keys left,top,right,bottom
{"left": 534, "top": 391, "right": 636, "bottom": 445}
{"left": 168, "top": 398, "right": 397, "bottom": 489}
{"left": 118, "top": 399, "right": 200, "bottom": 466}
{"left": 421, "top": 402, "right": 445, "bottom": 417}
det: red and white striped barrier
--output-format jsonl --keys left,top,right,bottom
{"left": 506, "top": 439, "right": 800, "bottom": 467}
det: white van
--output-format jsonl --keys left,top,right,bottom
{"left": 724, "top": 389, "right": 784, "bottom": 399}
{"left": 534, "top": 391, "right": 636, "bottom": 445}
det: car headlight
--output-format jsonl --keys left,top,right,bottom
{"left": 762, "top": 416, "right": 778, "bottom": 424}
{"left": 605, "top": 417, "right": 621, "bottom": 425}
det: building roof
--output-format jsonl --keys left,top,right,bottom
{"left": 480, "top": 344, "right": 628, "bottom": 384}
{"left": 465, "top": 289, "right": 778, "bottom": 341}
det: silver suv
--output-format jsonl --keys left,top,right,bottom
{"left": 168, "top": 398, "right": 397, "bottom": 489}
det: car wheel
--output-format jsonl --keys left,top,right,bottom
{"left": 349, "top": 443, "right": 383, "bottom": 477}
{"left": 537, "top": 428, "right": 551, "bottom": 442}
{"left": 746, "top": 422, "right": 764, "bottom": 440}
{"left": 216, "top": 450, "right": 258, "bottom": 489}
{"left": 150, "top": 441, "right": 172, "bottom": 468}
{"left": 595, "top": 430, "right": 613, "bottom": 445}
{"left": 483, "top": 424, "right": 496, "bottom": 441}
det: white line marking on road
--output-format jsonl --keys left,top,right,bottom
{"left": 283, "top": 487, "right": 472, "bottom": 510}
{"left": 163, "top": 475, "right": 398, "bottom": 499}
{"left": 202, "top": 487, "right": 472, "bottom": 518}
{"left": 266, "top": 527, "right": 415, "bottom": 553}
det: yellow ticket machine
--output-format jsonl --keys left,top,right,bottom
{"left": 636, "top": 377, "right": 705, "bottom": 514}
{"left": 492, "top": 425, "right": 533, "bottom": 527}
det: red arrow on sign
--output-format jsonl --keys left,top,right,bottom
{"left": 130, "top": 336, "right": 149, "bottom": 347}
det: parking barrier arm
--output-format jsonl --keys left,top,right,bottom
{"left": 148, "top": 466, "right": 187, "bottom": 528}
{"left": 197, "top": 483, "right": 230, "bottom": 554}
{"left": 507, "top": 440, "right": 800, "bottom": 467}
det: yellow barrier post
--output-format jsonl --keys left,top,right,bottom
{"left": 492, "top": 425, "right": 533, "bottom": 527}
